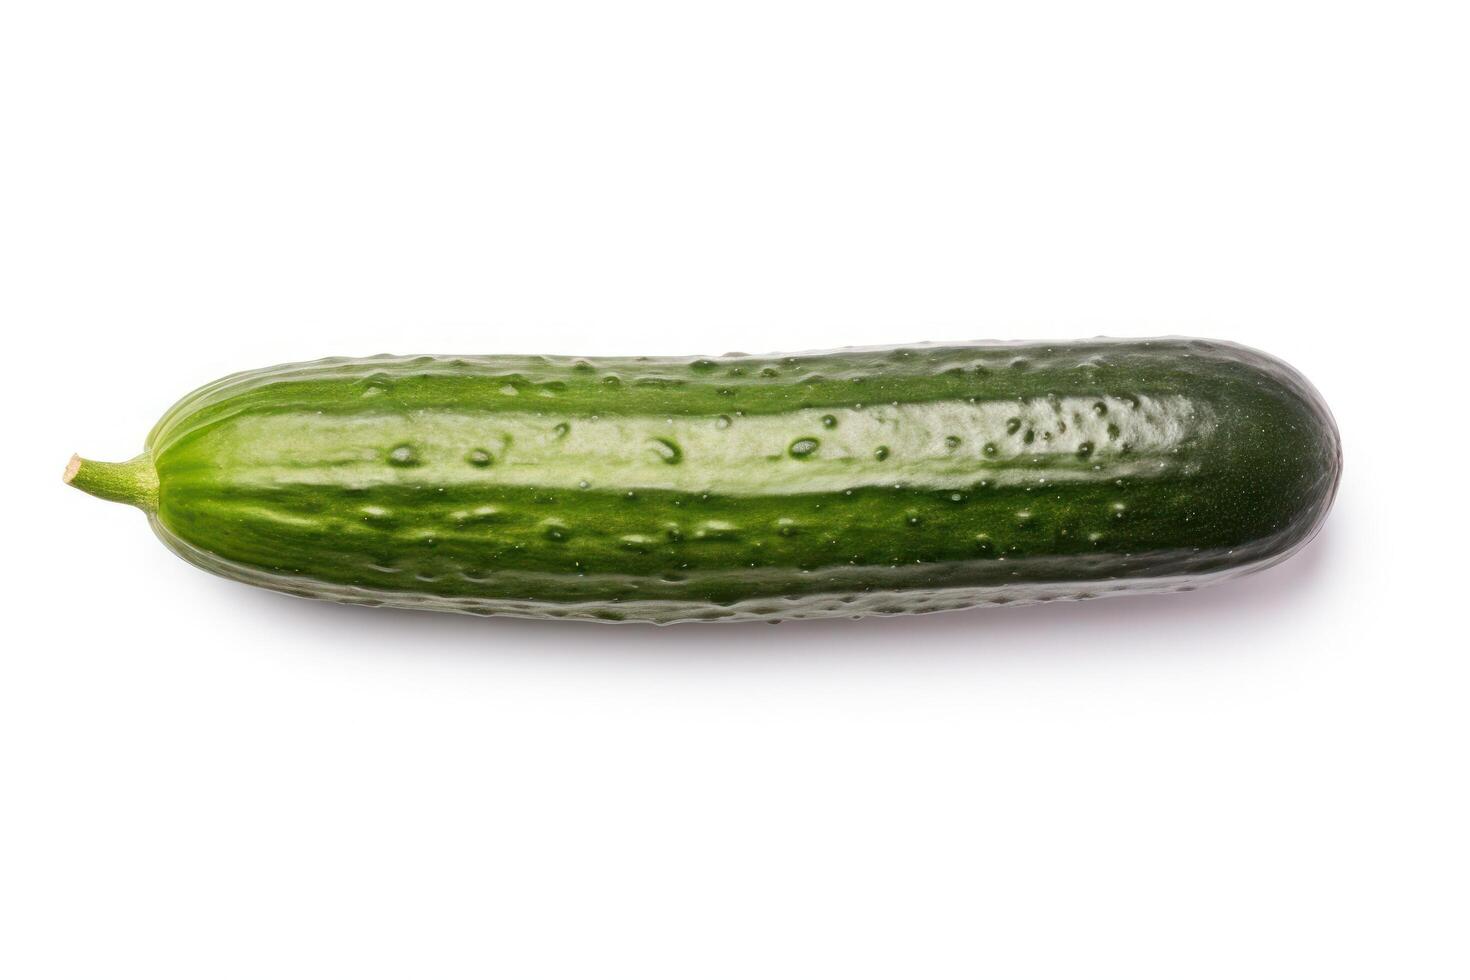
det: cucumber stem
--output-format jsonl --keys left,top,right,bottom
{"left": 64, "top": 453, "right": 159, "bottom": 511}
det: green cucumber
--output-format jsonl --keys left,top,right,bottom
{"left": 65, "top": 339, "right": 1340, "bottom": 623}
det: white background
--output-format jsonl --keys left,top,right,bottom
{"left": 3, "top": 2, "right": 1466, "bottom": 977}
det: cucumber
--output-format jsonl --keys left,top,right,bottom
{"left": 65, "top": 339, "right": 1340, "bottom": 623}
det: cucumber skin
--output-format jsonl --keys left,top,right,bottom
{"left": 126, "top": 339, "right": 1339, "bottom": 623}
